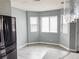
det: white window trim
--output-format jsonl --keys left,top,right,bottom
{"left": 41, "top": 16, "right": 58, "bottom": 33}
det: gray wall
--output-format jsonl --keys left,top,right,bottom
{"left": 27, "top": 9, "right": 61, "bottom": 44}
{"left": 74, "top": 0, "right": 79, "bottom": 15}
{"left": 60, "top": 0, "right": 71, "bottom": 49}
{"left": 0, "top": 0, "right": 11, "bottom": 16}
{"left": 60, "top": 0, "right": 78, "bottom": 50}
{"left": 60, "top": 13, "right": 70, "bottom": 48}
{"left": 12, "top": 7, "right": 27, "bottom": 49}
{"left": 11, "top": 7, "right": 74, "bottom": 50}
{"left": 27, "top": 11, "right": 40, "bottom": 43}
{"left": 39, "top": 10, "right": 61, "bottom": 44}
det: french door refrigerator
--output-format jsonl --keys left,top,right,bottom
{"left": 0, "top": 15, "right": 17, "bottom": 59}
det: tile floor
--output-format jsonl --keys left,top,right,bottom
{"left": 17, "top": 44, "right": 79, "bottom": 59}
{"left": 64, "top": 52, "right": 79, "bottom": 59}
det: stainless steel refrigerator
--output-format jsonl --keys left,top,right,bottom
{"left": 0, "top": 15, "right": 17, "bottom": 59}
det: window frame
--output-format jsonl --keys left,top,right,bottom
{"left": 41, "top": 16, "right": 50, "bottom": 32}
{"left": 41, "top": 16, "right": 58, "bottom": 33}
{"left": 30, "top": 17, "right": 38, "bottom": 32}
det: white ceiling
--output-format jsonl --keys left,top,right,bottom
{"left": 11, "top": 0, "right": 64, "bottom": 11}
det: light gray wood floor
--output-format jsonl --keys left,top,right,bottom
{"left": 17, "top": 44, "right": 79, "bottom": 59}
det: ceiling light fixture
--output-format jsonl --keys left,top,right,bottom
{"left": 61, "top": 2, "right": 64, "bottom": 4}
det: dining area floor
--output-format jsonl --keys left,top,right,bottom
{"left": 17, "top": 44, "right": 79, "bottom": 59}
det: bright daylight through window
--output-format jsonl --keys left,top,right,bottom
{"left": 41, "top": 16, "right": 57, "bottom": 33}
{"left": 30, "top": 17, "right": 38, "bottom": 32}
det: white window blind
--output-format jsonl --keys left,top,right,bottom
{"left": 41, "top": 17, "right": 49, "bottom": 32}
{"left": 50, "top": 16, "right": 57, "bottom": 33}
{"left": 30, "top": 17, "right": 38, "bottom": 32}
{"left": 41, "top": 16, "right": 57, "bottom": 33}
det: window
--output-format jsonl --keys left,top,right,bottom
{"left": 41, "top": 17, "right": 49, "bottom": 32}
{"left": 41, "top": 16, "right": 57, "bottom": 33}
{"left": 30, "top": 17, "right": 38, "bottom": 32}
{"left": 50, "top": 16, "right": 57, "bottom": 33}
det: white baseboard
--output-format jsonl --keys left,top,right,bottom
{"left": 17, "top": 42, "right": 59, "bottom": 50}
{"left": 38, "top": 42, "right": 59, "bottom": 46}
{"left": 59, "top": 44, "right": 70, "bottom": 50}
{"left": 70, "top": 49, "right": 77, "bottom": 52}
{"left": 59, "top": 44, "right": 78, "bottom": 52}
{"left": 17, "top": 43, "right": 27, "bottom": 50}
{"left": 27, "top": 42, "right": 59, "bottom": 46}
{"left": 17, "top": 42, "right": 73, "bottom": 51}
